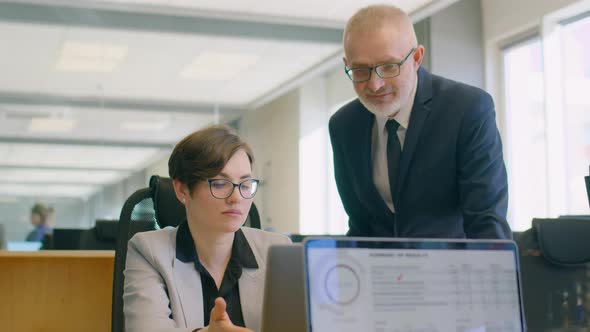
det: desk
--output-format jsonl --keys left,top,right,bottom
{"left": 0, "top": 250, "right": 114, "bottom": 332}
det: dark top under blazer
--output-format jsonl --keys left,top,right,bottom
{"left": 329, "top": 67, "right": 510, "bottom": 239}
{"left": 176, "top": 222, "right": 258, "bottom": 328}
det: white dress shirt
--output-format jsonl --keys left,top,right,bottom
{"left": 372, "top": 78, "right": 418, "bottom": 213}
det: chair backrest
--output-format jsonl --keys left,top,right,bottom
{"left": 79, "top": 220, "right": 117, "bottom": 250}
{"left": 150, "top": 175, "right": 261, "bottom": 229}
{"left": 585, "top": 171, "right": 590, "bottom": 208}
{"left": 111, "top": 187, "right": 157, "bottom": 332}
{"left": 111, "top": 175, "right": 262, "bottom": 332}
{"left": 80, "top": 220, "right": 156, "bottom": 250}
{"left": 516, "top": 217, "right": 590, "bottom": 331}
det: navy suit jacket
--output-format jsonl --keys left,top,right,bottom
{"left": 329, "top": 67, "right": 510, "bottom": 239}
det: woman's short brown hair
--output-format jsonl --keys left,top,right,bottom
{"left": 168, "top": 125, "right": 254, "bottom": 193}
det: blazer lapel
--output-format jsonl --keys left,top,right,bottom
{"left": 395, "top": 67, "right": 433, "bottom": 201}
{"left": 173, "top": 258, "right": 204, "bottom": 328}
{"left": 358, "top": 108, "right": 374, "bottom": 183}
{"left": 238, "top": 266, "right": 263, "bottom": 332}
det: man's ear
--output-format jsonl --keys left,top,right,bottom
{"left": 412, "top": 45, "right": 425, "bottom": 69}
{"left": 172, "top": 178, "right": 189, "bottom": 204}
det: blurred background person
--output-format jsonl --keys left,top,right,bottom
{"left": 25, "top": 202, "right": 53, "bottom": 242}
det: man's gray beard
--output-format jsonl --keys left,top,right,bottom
{"left": 358, "top": 96, "right": 402, "bottom": 118}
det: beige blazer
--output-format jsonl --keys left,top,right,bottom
{"left": 123, "top": 226, "right": 291, "bottom": 332}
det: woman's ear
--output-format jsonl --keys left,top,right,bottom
{"left": 172, "top": 178, "right": 188, "bottom": 204}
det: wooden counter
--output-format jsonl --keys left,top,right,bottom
{"left": 0, "top": 250, "right": 114, "bottom": 332}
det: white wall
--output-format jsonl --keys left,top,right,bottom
{"left": 325, "top": 64, "right": 355, "bottom": 108}
{"left": 145, "top": 157, "right": 170, "bottom": 180}
{"left": 482, "top": 0, "right": 580, "bottom": 43}
{"left": 240, "top": 62, "right": 355, "bottom": 234}
{"left": 430, "top": 0, "right": 485, "bottom": 88}
{"left": 241, "top": 90, "right": 300, "bottom": 233}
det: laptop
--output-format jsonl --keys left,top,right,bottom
{"left": 303, "top": 237, "right": 525, "bottom": 332}
{"left": 261, "top": 244, "right": 307, "bottom": 332}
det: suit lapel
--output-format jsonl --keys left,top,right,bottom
{"left": 238, "top": 258, "right": 263, "bottom": 331}
{"left": 173, "top": 258, "right": 204, "bottom": 328}
{"left": 358, "top": 107, "right": 374, "bottom": 182}
{"left": 395, "top": 67, "right": 433, "bottom": 201}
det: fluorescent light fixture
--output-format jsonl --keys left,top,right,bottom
{"left": 0, "top": 168, "right": 124, "bottom": 185}
{"left": 0, "top": 184, "right": 98, "bottom": 198}
{"left": 180, "top": 52, "right": 259, "bottom": 81}
{"left": 0, "top": 196, "right": 19, "bottom": 203}
{"left": 56, "top": 41, "right": 128, "bottom": 72}
{"left": 28, "top": 118, "right": 76, "bottom": 133}
{"left": 120, "top": 121, "right": 169, "bottom": 131}
{"left": 0, "top": 143, "right": 162, "bottom": 170}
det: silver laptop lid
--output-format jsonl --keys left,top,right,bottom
{"left": 261, "top": 244, "right": 307, "bottom": 332}
{"left": 303, "top": 237, "right": 525, "bottom": 332}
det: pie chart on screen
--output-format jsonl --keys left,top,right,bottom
{"left": 323, "top": 264, "right": 361, "bottom": 305}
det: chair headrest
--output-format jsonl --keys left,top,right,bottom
{"left": 150, "top": 175, "right": 186, "bottom": 228}
{"left": 533, "top": 218, "right": 590, "bottom": 266}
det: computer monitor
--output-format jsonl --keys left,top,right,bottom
{"left": 51, "top": 228, "right": 84, "bottom": 250}
{"left": 7, "top": 241, "right": 42, "bottom": 251}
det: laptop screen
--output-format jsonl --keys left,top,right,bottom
{"left": 304, "top": 238, "right": 525, "bottom": 332}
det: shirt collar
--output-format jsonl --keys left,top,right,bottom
{"left": 175, "top": 220, "right": 258, "bottom": 269}
{"left": 375, "top": 74, "right": 418, "bottom": 133}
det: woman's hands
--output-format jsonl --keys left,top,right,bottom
{"left": 201, "top": 298, "right": 253, "bottom": 332}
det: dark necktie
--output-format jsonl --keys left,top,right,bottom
{"left": 386, "top": 119, "right": 402, "bottom": 205}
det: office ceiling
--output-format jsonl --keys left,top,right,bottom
{"left": 0, "top": 0, "right": 449, "bottom": 199}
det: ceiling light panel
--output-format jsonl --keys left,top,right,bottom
{"left": 0, "top": 168, "right": 125, "bottom": 185}
{"left": 28, "top": 118, "right": 76, "bottom": 133}
{"left": 0, "top": 143, "right": 163, "bottom": 170}
{"left": 56, "top": 41, "right": 128, "bottom": 72}
{"left": 0, "top": 105, "right": 214, "bottom": 144}
{"left": 0, "top": 21, "right": 340, "bottom": 106}
{"left": 0, "top": 183, "right": 98, "bottom": 198}
{"left": 181, "top": 52, "right": 259, "bottom": 81}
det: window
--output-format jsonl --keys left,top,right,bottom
{"left": 503, "top": 37, "right": 546, "bottom": 231}
{"left": 560, "top": 15, "right": 590, "bottom": 214}
{"left": 502, "top": 11, "right": 590, "bottom": 231}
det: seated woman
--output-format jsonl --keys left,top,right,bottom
{"left": 124, "top": 125, "right": 291, "bottom": 332}
{"left": 26, "top": 203, "right": 53, "bottom": 242}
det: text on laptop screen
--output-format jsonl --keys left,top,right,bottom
{"left": 305, "top": 240, "right": 523, "bottom": 332}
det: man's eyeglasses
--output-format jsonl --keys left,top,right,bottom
{"left": 207, "top": 178, "right": 259, "bottom": 199}
{"left": 345, "top": 47, "right": 415, "bottom": 83}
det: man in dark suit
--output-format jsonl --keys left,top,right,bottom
{"left": 329, "top": 4, "right": 511, "bottom": 239}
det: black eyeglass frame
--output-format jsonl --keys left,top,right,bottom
{"left": 345, "top": 47, "right": 416, "bottom": 82}
{"left": 206, "top": 178, "right": 260, "bottom": 199}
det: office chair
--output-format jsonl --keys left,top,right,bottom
{"left": 585, "top": 166, "right": 590, "bottom": 208}
{"left": 79, "top": 220, "right": 157, "bottom": 250}
{"left": 111, "top": 175, "right": 262, "bottom": 332}
{"left": 0, "top": 223, "right": 6, "bottom": 250}
{"left": 516, "top": 217, "right": 590, "bottom": 331}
